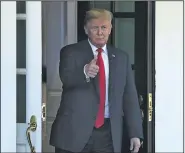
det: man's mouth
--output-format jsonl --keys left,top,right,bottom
{"left": 96, "top": 38, "right": 104, "bottom": 40}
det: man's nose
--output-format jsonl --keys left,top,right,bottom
{"left": 97, "top": 27, "right": 103, "bottom": 35}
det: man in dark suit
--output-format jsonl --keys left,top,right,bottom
{"left": 50, "top": 8, "right": 143, "bottom": 153}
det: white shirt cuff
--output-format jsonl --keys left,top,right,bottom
{"left": 84, "top": 65, "right": 90, "bottom": 82}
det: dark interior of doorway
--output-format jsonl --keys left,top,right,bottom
{"left": 77, "top": 1, "right": 155, "bottom": 153}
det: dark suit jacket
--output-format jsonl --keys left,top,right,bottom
{"left": 50, "top": 40, "right": 143, "bottom": 152}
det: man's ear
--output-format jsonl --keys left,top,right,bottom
{"left": 109, "top": 24, "right": 112, "bottom": 35}
{"left": 84, "top": 26, "right": 88, "bottom": 35}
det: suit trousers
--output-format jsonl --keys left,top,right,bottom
{"left": 55, "top": 118, "right": 114, "bottom": 153}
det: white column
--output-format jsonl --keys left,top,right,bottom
{"left": 66, "top": 1, "right": 77, "bottom": 44}
{"left": 1, "top": 1, "right": 17, "bottom": 152}
{"left": 155, "top": 1, "right": 183, "bottom": 152}
{"left": 26, "top": 2, "right": 42, "bottom": 152}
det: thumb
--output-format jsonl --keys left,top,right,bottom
{"left": 130, "top": 140, "right": 134, "bottom": 151}
{"left": 91, "top": 56, "right": 97, "bottom": 64}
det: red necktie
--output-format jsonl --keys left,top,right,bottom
{"left": 95, "top": 48, "right": 106, "bottom": 128}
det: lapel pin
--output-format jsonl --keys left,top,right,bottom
{"left": 112, "top": 54, "right": 115, "bottom": 57}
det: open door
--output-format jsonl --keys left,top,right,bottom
{"left": 16, "top": 2, "right": 42, "bottom": 152}
{"left": 1, "top": 1, "right": 42, "bottom": 152}
{"left": 16, "top": 1, "right": 42, "bottom": 153}
{"left": 146, "top": 1, "right": 155, "bottom": 153}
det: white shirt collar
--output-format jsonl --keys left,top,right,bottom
{"left": 88, "top": 39, "right": 107, "bottom": 55}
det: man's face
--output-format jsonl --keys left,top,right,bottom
{"left": 84, "top": 17, "right": 112, "bottom": 48}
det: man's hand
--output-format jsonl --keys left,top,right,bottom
{"left": 84, "top": 56, "right": 99, "bottom": 78}
{"left": 130, "top": 138, "right": 141, "bottom": 152}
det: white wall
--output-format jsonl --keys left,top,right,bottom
{"left": 155, "top": 2, "right": 183, "bottom": 152}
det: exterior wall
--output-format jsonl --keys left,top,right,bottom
{"left": 155, "top": 1, "right": 183, "bottom": 152}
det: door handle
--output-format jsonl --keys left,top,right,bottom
{"left": 26, "top": 115, "right": 37, "bottom": 153}
{"left": 148, "top": 93, "right": 153, "bottom": 121}
{"left": 42, "top": 103, "right": 46, "bottom": 121}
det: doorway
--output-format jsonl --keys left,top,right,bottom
{"left": 77, "top": 1, "right": 155, "bottom": 153}
{"left": 40, "top": 1, "right": 155, "bottom": 152}
{"left": 2, "top": 1, "right": 156, "bottom": 152}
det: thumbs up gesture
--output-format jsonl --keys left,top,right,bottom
{"left": 84, "top": 56, "right": 99, "bottom": 78}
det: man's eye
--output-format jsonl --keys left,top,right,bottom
{"left": 93, "top": 27, "right": 98, "bottom": 29}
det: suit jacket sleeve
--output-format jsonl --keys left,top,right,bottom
{"left": 123, "top": 54, "right": 144, "bottom": 139}
{"left": 59, "top": 46, "right": 88, "bottom": 89}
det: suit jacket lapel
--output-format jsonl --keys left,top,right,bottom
{"left": 107, "top": 45, "right": 116, "bottom": 104}
{"left": 82, "top": 40, "right": 94, "bottom": 60}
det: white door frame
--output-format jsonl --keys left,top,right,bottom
{"left": 1, "top": 2, "right": 17, "bottom": 151}
{"left": 66, "top": 1, "right": 77, "bottom": 44}
{"left": 1, "top": 1, "right": 42, "bottom": 152}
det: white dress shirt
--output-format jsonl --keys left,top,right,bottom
{"left": 86, "top": 40, "right": 110, "bottom": 118}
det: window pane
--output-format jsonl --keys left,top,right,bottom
{"left": 17, "top": 20, "right": 26, "bottom": 68}
{"left": 16, "top": 1, "right": 26, "bottom": 14}
{"left": 114, "top": 18, "right": 135, "bottom": 65}
{"left": 89, "top": 1, "right": 111, "bottom": 10}
{"left": 114, "top": 1, "right": 135, "bottom": 12}
{"left": 16, "top": 75, "right": 26, "bottom": 123}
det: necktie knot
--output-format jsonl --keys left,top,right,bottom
{"left": 97, "top": 48, "right": 103, "bottom": 54}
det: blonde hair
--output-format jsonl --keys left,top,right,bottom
{"left": 84, "top": 8, "right": 113, "bottom": 25}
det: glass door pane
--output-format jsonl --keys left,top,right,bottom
{"left": 114, "top": 1, "right": 135, "bottom": 12}
{"left": 114, "top": 18, "right": 135, "bottom": 65}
